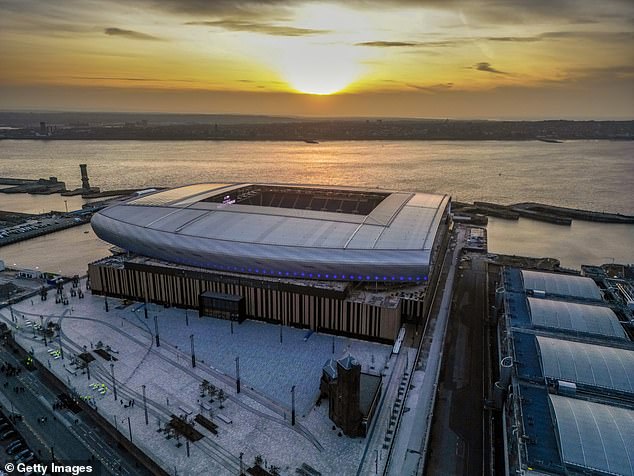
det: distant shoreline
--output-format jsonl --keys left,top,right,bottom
{"left": 1, "top": 118, "right": 632, "bottom": 142}
{"left": 2, "top": 136, "right": 633, "bottom": 142}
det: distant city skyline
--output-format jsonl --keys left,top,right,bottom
{"left": 1, "top": 0, "right": 633, "bottom": 118}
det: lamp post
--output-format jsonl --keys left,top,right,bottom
{"left": 154, "top": 315, "right": 160, "bottom": 347}
{"left": 142, "top": 384, "right": 148, "bottom": 425}
{"left": 235, "top": 356, "right": 241, "bottom": 394}
{"left": 190, "top": 334, "right": 196, "bottom": 368}
{"left": 110, "top": 363, "right": 117, "bottom": 401}
{"left": 291, "top": 385, "right": 296, "bottom": 426}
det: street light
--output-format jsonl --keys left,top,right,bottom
{"left": 190, "top": 334, "right": 196, "bottom": 368}
{"left": 110, "top": 363, "right": 117, "bottom": 401}
{"left": 142, "top": 384, "right": 148, "bottom": 425}
{"left": 291, "top": 385, "right": 296, "bottom": 426}
{"left": 59, "top": 332, "right": 64, "bottom": 360}
{"left": 235, "top": 356, "right": 241, "bottom": 394}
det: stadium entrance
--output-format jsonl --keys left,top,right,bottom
{"left": 199, "top": 291, "right": 245, "bottom": 322}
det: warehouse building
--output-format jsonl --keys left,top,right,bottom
{"left": 497, "top": 267, "right": 634, "bottom": 476}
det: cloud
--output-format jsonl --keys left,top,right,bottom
{"left": 356, "top": 40, "right": 458, "bottom": 48}
{"left": 70, "top": 76, "right": 203, "bottom": 83}
{"left": 185, "top": 19, "right": 329, "bottom": 36}
{"left": 486, "top": 36, "right": 541, "bottom": 42}
{"left": 486, "top": 30, "right": 634, "bottom": 42}
{"left": 406, "top": 82, "right": 454, "bottom": 92}
{"left": 473, "top": 62, "right": 509, "bottom": 75}
{"left": 104, "top": 27, "right": 163, "bottom": 41}
{"left": 356, "top": 41, "right": 419, "bottom": 47}
{"left": 567, "top": 64, "right": 634, "bottom": 77}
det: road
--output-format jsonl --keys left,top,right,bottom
{"left": 424, "top": 254, "right": 487, "bottom": 475}
{"left": 0, "top": 340, "right": 150, "bottom": 475}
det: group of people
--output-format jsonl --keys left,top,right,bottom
{"left": 1, "top": 361, "right": 22, "bottom": 377}
{"left": 120, "top": 398, "right": 135, "bottom": 408}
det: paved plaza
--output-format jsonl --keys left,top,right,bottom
{"left": 1, "top": 280, "right": 410, "bottom": 475}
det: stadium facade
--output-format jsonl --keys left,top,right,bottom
{"left": 88, "top": 183, "right": 451, "bottom": 342}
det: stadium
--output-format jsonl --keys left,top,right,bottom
{"left": 88, "top": 183, "right": 451, "bottom": 341}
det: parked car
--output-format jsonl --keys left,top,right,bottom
{"left": 6, "top": 442, "right": 25, "bottom": 455}
{"left": 5, "top": 439, "right": 23, "bottom": 453}
{"left": 14, "top": 448, "right": 32, "bottom": 462}
{"left": 18, "top": 453, "right": 36, "bottom": 464}
{"left": 0, "top": 430, "right": 17, "bottom": 440}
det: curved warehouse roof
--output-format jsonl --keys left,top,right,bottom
{"left": 536, "top": 336, "right": 634, "bottom": 396}
{"left": 521, "top": 270, "right": 603, "bottom": 300}
{"left": 91, "top": 183, "right": 451, "bottom": 282}
{"left": 527, "top": 297, "right": 627, "bottom": 339}
{"left": 550, "top": 395, "right": 634, "bottom": 475}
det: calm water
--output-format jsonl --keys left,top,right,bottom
{"left": 1, "top": 140, "right": 632, "bottom": 274}
{"left": 1, "top": 139, "right": 633, "bottom": 212}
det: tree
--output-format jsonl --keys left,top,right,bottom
{"left": 218, "top": 389, "right": 226, "bottom": 408}
{"left": 254, "top": 455, "right": 263, "bottom": 468}
{"left": 200, "top": 379, "right": 210, "bottom": 397}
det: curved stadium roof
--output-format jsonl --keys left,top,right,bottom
{"left": 91, "top": 183, "right": 450, "bottom": 282}
{"left": 521, "top": 270, "right": 603, "bottom": 301}
{"left": 527, "top": 297, "right": 627, "bottom": 339}
{"left": 536, "top": 336, "right": 634, "bottom": 396}
{"left": 550, "top": 395, "right": 634, "bottom": 476}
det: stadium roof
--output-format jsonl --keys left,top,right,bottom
{"left": 521, "top": 270, "right": 603, "bottom": 301}
{"left": 536, "top": 336, "right": 634, "bottom": 396}
{"left": 527, "top": 297, "right": 627, "bottom": 339}
{"left": 92, "top": 183, "right": 450, "bottom": 282}
{"left": 549, "top": 394, "right": 634, "bottom": 475}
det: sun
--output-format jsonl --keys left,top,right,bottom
{"left": 275, "top": 44, "right": 363, "bottom": 95}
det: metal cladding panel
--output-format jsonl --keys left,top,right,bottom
{"left": 131, "top": 184, "right": 226, "bottom": 206}
{"left": 527, "top": 297, "right": 627, "bottom": 339}
{"left": 537, "top": 336, "right": 634, "bottom": 395}
{"left": 374, "top": 206, "right": 438, "bottom": 250}
{"left": 550, "top": 395, "right": 634, "bottom": 475}
{"left": 146, "top": 209, "right": 211, "bottom": 232}
{"left": 345, "top": 224, "right": 386, "bottom": 249}
{"left": 180, "top": 212, "right": 357, "bottom": 247}
{"left": 366, "top": 192, "right": 412, "bottom": 225}
{"left": 521, "top": 270, "right": 603, "bottom": 300}
{"left": 190, "top": 202, "right": 366, "bottom": 224}
{"left": 91, "top": 213, "right": 431, "bottom": 280}
{"left": 406, "top": 193, "right": 447, "bottom": 209}
{"left": 100, "top": 205, "right": 175, "bottom": 227}
{"left": 171, "top": 184, "right": 237, "bottom": 206}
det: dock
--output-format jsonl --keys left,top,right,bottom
{"left": 452, "top": 201, "right": 633, "bottom": 225}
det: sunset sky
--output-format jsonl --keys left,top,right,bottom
{"left": 1, "top": 0, "right": 633, "bottom": 118}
